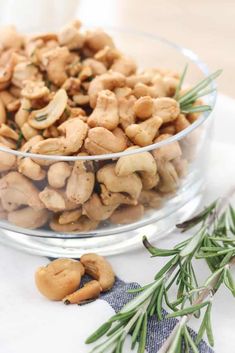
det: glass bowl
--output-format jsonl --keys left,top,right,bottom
{"left": 0, "top": 28, "right": 216, "bottom": 257}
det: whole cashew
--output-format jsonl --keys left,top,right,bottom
{"left": 115, "top": 147, "right": 157, "bottom": 176}
{"left": 110, "top": 204, "right": 144, "bottom": 225}
{"left": 83, "top": 193, "right": 118, "bottom": 221}
{"left": 47, "top": 162, "right": 72, "bottom": 188}
{"left": 58, "top": 20, "right": 85, "bottom": 50}
{"left": 49, "top": 215, "right": 99, "bottom": 232}
{"left": 85, "top": 127, "right": 127, "bottom": 155}
{"left": 100, "top": 184, "right": 137, "bottom": 206}
{"left": 125, "top": 116, "right": 162, "bottom": 147}
{"left": 157, "top": 160, "right": 179, "bottom": 193}
{"left": 85, "top": 29, "right": 114, "bottom": 53}
{"left": 0, "top": 123, "right": 18, "bottom": 141}
{"left": 0, "top": 172, "right": 44, "bottom": 209}
{"left": 31, "top": 118, "right": 88, "bottom": 155}
{"left": 153, "top": 97, "right": 180, "bottom": 123}
{"left": 80, "top": 253, "right": 115, "bottom": 291}
{"left": 138, "top": 190, "right": 162, "bottom": 208}
{"left": 88, "top": 71, "right": 126, "bottom": 108}
{"left": 87, "top": 90, "right": 119, "bottom": 130}
{"left": 39, "top": 187, "right": 67, "bottom": 211}
{"left": 134, "top": 96, "right": 154, "bottom": 120}
{"left": 18, "top": 157, "right": 46, "bottom": 181}
{"left": 66, "top": 159, "right": 95, "bottom": 204}
{"left": 21, "top": 122, "right": 38, "bottom": 141}
{"left": 58, "top": 208, "right": 82, "bottom": 225}
{"left": 28, "top": 89, "right": 67, "bottom": 129}
{"left": 35, "top": 258, "right": 85, "bottom": 301}
{"left": 153, "top": 134, "right": 182, "bottom": 162}
{"left": 82, "top": 58, "right": 107, "bottom": 75}
{"left": 97, "top": 164, "right": 142, "bottom": 200}
{"left": 111, "top": 56, "right": 137, "bottom": 76}
{"left": 15, "top": 98, "right": 31, "bottom": 128}
{"left": 118, "top": 95, "right": 136, "bottom": 130}
{"left": 63, "top": 280, "right": 101, "bottom": 305}
{"left": 141, "top": 172, "right": 160, "bottom": 190}
{"left": 8, "top": 207, "right": 48, "bottom": 229}
{"left": 0, "top": 144, "right": 16, "bottom": 172}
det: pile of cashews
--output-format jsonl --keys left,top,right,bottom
{"left": 35, "top": 254, "right": 115, "bottom": 304}
{"left": 0, "top": 20, "right": 200, "bottom": 232}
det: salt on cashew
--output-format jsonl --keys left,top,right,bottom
{"left": 115, "top": 147, "right": 157, "bottom": 176}
{"left": 111, "top": 56, "right": 137, "bottom": 76}
{"left": 35, "top": 258, "right": 85, "bottom": 301}
{"left": 0, "top": 144, "right": 16, "bottom": 172}
{"left": 97, "top": 164, "right": 142, "bottom": 200}
{"left": 153, "top": 97, "right": 180, "bottom": 123}
{"left": 58, "top": 20, "right": 85, "bottom": 50}
{"left": 28, "top": 89, "right": 67, "bottom": 129}
{"left": 85, "top": 29, "right": 114, "bottom": 53}
{"left": 8, "top": 207, "right": 48, "bottom": 229}
{"left": 100, "top": 184, "right": 137, "bottom": 206}
{"left": 88, "top": 71, "right": 126, "bottom": 108}
{"left": 63, "top": 280, "right": 101, "bottom": 305}
{"left": 85, "top": 127, "right": 127, "bottom": 155}
{"left": 134, "top": 96, "right": 154, "bottom": 120}
{"left": 47, "top": 162, "right": 72, "bottom": 188}
{"left": 138, "top": 190, "right": 162, "bottom": 208}
{"left": 18, "top": 157, "right": 46, "bottom": 181}
{"left": 21, "top": 80, "right": 50, "bottom": 100}
{"left": 0, "top": 172, "right": 44, "bottom": 209}
{"left": 39, "top": 187, "right": 67, "bottom": 212}
{"left": 31, "top": 118, "right": 88, "bottom": 155}
{"left": 82, "top": 193, "right": 118, "bottom": 221}
{"left": 110, "top": 204, "right": 144, "bottom": 225}
{"left": 58, "top": 208, "right": 82, "bottom": 225}
{"left": 125, "top": 116, "right": 162, "bottom": 147}
{"left": 66, "top": 159, "right": 95, "bottom": 204}
{"left": 49, "top": 215, "right": 99, "bottom": 233}
{"left": 80, "top": 253, "right": 115, "bottom": 292}
{"left": 87, "top": 90, "right": 119, "bottom": 130}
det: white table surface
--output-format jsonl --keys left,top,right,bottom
{"left": 0, "top": 93, "right": 234, "bottom": 353}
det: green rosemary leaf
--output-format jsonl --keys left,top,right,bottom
{"left": 16, "top": 131, "right": 24, "bottom": 149}
{"left": 109, "top": 310, "right": 135, "bottom": 323}
{"left": 127, "top": 283, "right": 152, "bottom": 294}
{"left": 181, "top": 105, "right": 212, "bottom": 114}
{"left": 223, "top": 268, "right": 235, "bottom": 296}
{"left": 183, "top": 327, "right": 199, "bottom": 353}
{"left": 143, "top": 237, "right": 179, "bottom": 256}
{"left": 86, "top": 321, "right": 112, "bottom": 343}
{"left": 156, "top": 283, "right": 165, "bottom": 320}
{"left": 131, "top": 314, "right": 144, "bottom": 349}
{"left": 167, "top": 301, "right": 209, "bottom": 318}
{"left": 115, "top": 337, "right": 124, "bottom": 353}
{"left": 166, "top": 324, "right": 183, "bottom": 353}
{"left": 178, "top": 69, "right": 222, "bottom": 105}
{"left": 180, "top": 228, "right": 206, "bottom": 258}
{"left": 205, "top": 303, "right": 214, "bottom": 347}
{"left": 155, "top": 255, "right": 179, "bottom": 280}
{"left": 195, "top": 305, "right": 209, "bottom": 345}
{"left": 23, "top": 107, "right": 34, "bottom": 112}
{"left": 107, "top": 321, "right": 127, "bottom": 337}
{"left": 137, "top": 312, "right": 147, "bottom": 353}
{"left": 174, "top": 64, "right": 188, "bottom": 100}
{"left": 35, "top": 113, "right": 48, "bottom": 122}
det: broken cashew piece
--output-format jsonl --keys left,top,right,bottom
{"left": 80, "top": 253, "right": 115, "bottom": 292}
{"left": 39, "top": 187, "right": 67, "bottom": 212}
{"left": 35, "top": 258, "right": 85, "bottom": 301}
{"left": 63, "top": 280, "right": 101, "bottom": 305}
{"left": 28, "top": 89, "right": 67, "bottom": 129}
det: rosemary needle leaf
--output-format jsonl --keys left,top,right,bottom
{"left": 180, "top": 229, "right": 205, "bottom": 258}
{"left": 86, "top": 321, "right": 112, "bottom": 343}
{"left": 205, "top": 303, "right": 214, "bottom": 347}
{"left": 167, "top": 301, "right": 209, "bottom": 318}
{"left": 183, "top": 327, "right": 199, "bottom": 353}
{"left": 181, "top": 105, "right": 212, "bottom": 114}
{"left": 137, "top": 312, "right": 147, "bottom": 353}
{"left": 173, "top": 63, "right": 188, "bottom": 100}
{"left": 131, "top": 314, "right": 144, "bottom": 349}
{"left": 223, "top": 268, "right": 235, "bottom": 296}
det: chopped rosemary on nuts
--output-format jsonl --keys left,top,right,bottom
{"left": 16, "top": 131, "right": 24, "bottom": 149}
{"left": 86, "top": 192, "right": 235, "bottom": 353}
{"left": 35, "top": 113, "right": 48, "bottom": 122}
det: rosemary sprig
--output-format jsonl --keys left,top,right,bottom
{"left": 86, "top": 193, "right": 235, "bottom": 353}
{"left": 174, "top": 65, "right": 222, "bottom": 114}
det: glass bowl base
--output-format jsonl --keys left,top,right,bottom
{"left": 0, "top": 192, "right": 203, "bottom": 258}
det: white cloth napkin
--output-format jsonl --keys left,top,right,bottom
{"left": 0, "top": 94, "right": 235, "bottom": 353}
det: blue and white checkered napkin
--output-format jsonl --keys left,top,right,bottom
{"left": 82, "top": 275, "right": 214, "bottom": 353}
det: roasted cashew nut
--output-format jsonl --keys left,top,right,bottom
{"left": 63, "top": 280, "right": 101, "bottom": 305}
{"left": 21, "top": 80, "right": 49, "bottom": 100}
{"left": 47, "top": 162, "right": 72, "bottom": 188}
{"left": 35, "top": 258, "right": 85, "bottom": 301}
{"left": 39, "top": 187, "right": 67, "bottom": 212}
{"left": 80, "top": 253, "right": 115, "bottom": 292}
{"left": 110, "top": 204, "right": 144, "bottom": 225}
{"left": 125, "top": 116, "right": 162, "bottom": 147}
{"left": 83, "top": 193, "right": 118, "bottom": 221}
{"left": 153, "top": 97, "right": 180, "bottom": 123}
{"left": 100, "top": 184, "right": 137, "bottom": 206}
{"left": 8, "top": 207, "right": 48, "bottom": 229}
{"left": 87, "top": 90, "right": 119, "bottom": 130}
{"left": 97, "top": 164, "right": 142, "bottom": 200}
{"left": 49, "top": 215, "right": 99, "bottom": 233}
{"left": 28, "top": 89, "right": 67, "bottom": 129}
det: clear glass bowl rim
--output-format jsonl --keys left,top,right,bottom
{"left": 0, "top": 27, "right": 217, "bottom": 161}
